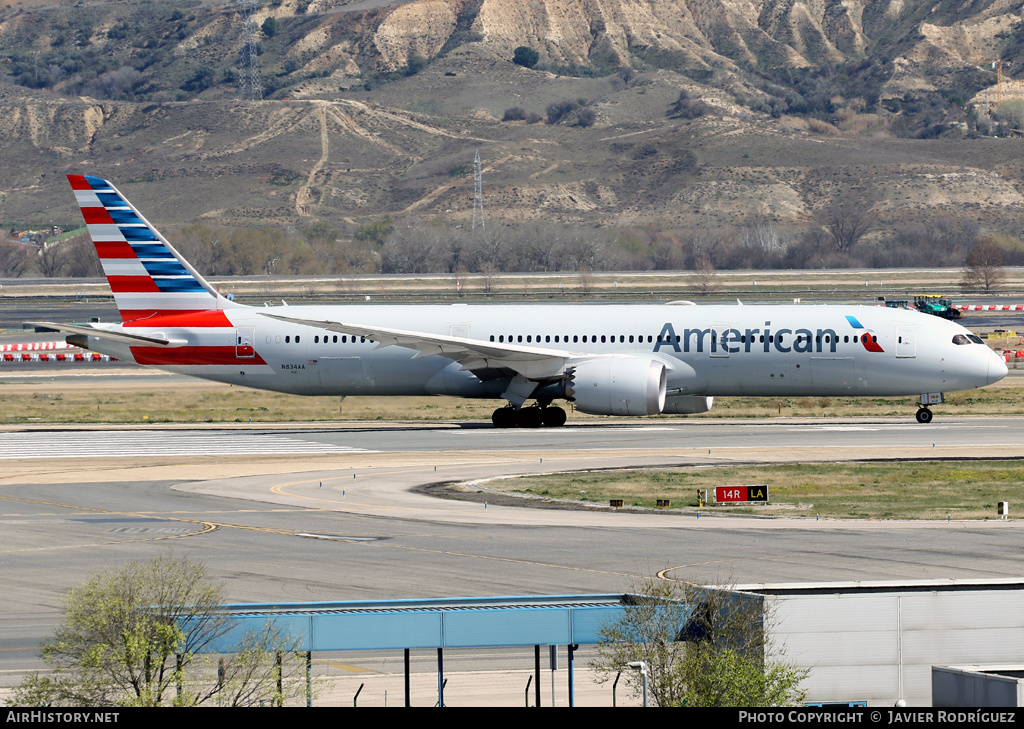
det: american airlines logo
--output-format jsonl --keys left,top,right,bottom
{"left": 846, "top": 315, "right": 885, "bottom": 353}
{"left": 654, "top": 317, "right": 883, "bottom": 355}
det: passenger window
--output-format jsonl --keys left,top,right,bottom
{"left": 285, "top": 336, "right": 290, "bottom": 343}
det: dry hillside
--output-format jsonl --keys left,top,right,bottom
{"left": 0, "top": 0, "right": 1022, "bottom": 257}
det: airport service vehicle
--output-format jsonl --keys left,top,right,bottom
{"left": 34, "top": 175, "right": 1007, "bottom": 427}
{"left": 885, "top": 295, "right": 962, "bottom": 320}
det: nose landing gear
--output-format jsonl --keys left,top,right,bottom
{"left": 915, "top": 393, "right": 943, "bottom": 424}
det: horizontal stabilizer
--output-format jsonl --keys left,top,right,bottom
{"left": 26, "top": 322, "right": 185, "bottom": 348}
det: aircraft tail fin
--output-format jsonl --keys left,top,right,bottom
{"left": 66, "top": 174, "right": 240, "bottom": 325}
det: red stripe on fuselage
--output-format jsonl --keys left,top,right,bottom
{"left": 80, "top": 207, "right": 114, "bottom": 224}
{"left": 130, "top": 346, "right": 265, "bottom": 366}
{"left": 121, "top": 310, "right": 234, "bottom": 328}
{"left": 95, "top": 240, "right": 137, "bottom": 259}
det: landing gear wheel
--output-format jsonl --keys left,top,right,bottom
{"left": 542, "top": 406, "right": 567, "bottom": 428}
{"left": 515, "top": 407, "right": 544, "bottom": 429}
{"left": 491, "top": 407, "right": 517, "bottom": 428}
{"left": 915, "top": 407, "right": 933, "bottom": 424}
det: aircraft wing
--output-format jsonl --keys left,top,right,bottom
{"left": 263, "top": 313, "right": 588, "bottom": 380}
{"left": 27, "top": 322, "right": 184, "bottom": 348}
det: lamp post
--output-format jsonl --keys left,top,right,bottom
{"left": 627, "top": 660, "right": 649, "bottom": 707}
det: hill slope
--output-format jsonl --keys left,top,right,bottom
{"left": 0, "top": 0, "right": 1022, "bottom": 254}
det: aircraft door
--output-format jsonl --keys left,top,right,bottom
{"left": 710, "top": 324, "right": 734, "bottom": 358}
{"left": 236, "top": 327, "right": 255, "bottom": 358}
{"left": 896, "top": 326, "right": 917, "bottom": 358}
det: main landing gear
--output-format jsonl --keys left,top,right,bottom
{"left": 491, "top": 404, "right": 567, "bottom": 428}
{"left": 915, "top": 407, "right": 933, "bottom": 424}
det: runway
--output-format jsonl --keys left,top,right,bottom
{"left": 5, "top": 414, "right": 1024, "bottom": 458}
{"left": 1, "top": 417, "right": 1023, "bottom": 687}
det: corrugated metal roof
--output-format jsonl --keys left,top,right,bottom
{"left": 195, "top": 594, "right": 653, "bottom": 653}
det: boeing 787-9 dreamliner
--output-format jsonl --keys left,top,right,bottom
{"left": 33, "top": 174, "right": 1007, "bottom": 427}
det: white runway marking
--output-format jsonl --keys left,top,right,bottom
{"left": 454, "top": 426, "right": 682, "bottom": 434}
{"left": 0, "top": 431, "right": 375, "bottom": 459}
{"left": 784, "top": 425, "right": 958, "bottom": 432}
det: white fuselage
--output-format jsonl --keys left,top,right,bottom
{"left": 83, "top": 303, "right": 1006, "bottom": 402}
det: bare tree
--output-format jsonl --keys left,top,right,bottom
{"left": 37, "top": 241, "right": 71, "bottom": 277}
{"left": 0, "top": 242, "right": 35, "bottom": 277}
{"left": 961, "top": 236, "right": 1004, "bottom": 292}
{"left": 818, "top": 198, "right": 875, "bottom": 253}
{"left": 692, "top": 255, "right": 718, "bottom": 294}
{"left": 577, "top": 264, "right": 594, "bottom": 295}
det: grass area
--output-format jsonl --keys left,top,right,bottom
{"left": 501, "top": 461, "right": 1022, "bottom": 520}
{"left": 0, "top": 380, "right": 505, "bottom": 425}
{"left": 0, "top": 374, "right": 1022, "bottom": 425}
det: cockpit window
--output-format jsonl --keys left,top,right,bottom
{"left": 952, "top": 334, "right": 970, "bottom": 345}
{"left": 968, "top": 335, "right": 984, "bottom": 344}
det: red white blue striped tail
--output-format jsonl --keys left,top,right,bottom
{"left": 67, "top": 174, "right": 238, "bottom": 325}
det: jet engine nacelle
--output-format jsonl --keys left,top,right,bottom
{"left": 566, "top": 357, "right": 667, "bottom": 416}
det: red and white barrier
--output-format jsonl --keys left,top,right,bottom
{"left": 957, "top": 304, "right": 1024, "bottom": 311}
{"left": 0, "top": 341, "right": 74, "bottom": 352}
{"left": 1, "top": 351, "right": 114, "bottom": 363}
